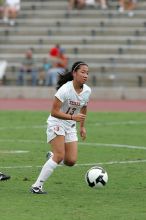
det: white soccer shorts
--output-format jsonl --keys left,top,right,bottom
{"left": 46, "top": 125, "right": 78, "bottom": 143}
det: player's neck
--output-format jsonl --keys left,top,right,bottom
{"left": 73, "top": 81, "right": 83, "bottom": 94}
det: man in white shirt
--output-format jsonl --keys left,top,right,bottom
{"left": 3, "top": 0, "right": 21, "bottom": 26}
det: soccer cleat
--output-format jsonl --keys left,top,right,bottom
{"left": 0, "top": 172, "right": 11, "bottom": 181}
{"left": 46, "top": 151, "right": 54, "bottom": 160}
{"left": 30, "top": 186, "right": 47, "bottom": 194}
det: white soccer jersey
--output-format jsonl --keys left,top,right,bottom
{"left": 47, "top": 81, "right": 91, "bottom": 133}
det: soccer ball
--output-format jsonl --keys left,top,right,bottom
{"left": 85, "top": 166, "right": 108, "bottom": 188}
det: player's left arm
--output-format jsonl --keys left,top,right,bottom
{"left": 79, "top": 106, "right": 87, "bottom": 140}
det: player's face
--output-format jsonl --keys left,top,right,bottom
{"left": 74, "top": 65, "right": 89, "bottom": 84}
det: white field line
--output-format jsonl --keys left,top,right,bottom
{"left": 1, "top": 159, "right": 146, "bottom": 169}
{"left": 0, "top": 125, "right": 46, "bottom": 130}
{"left": 0, "top": 120, "right": 146, "bottom": 130}
{"left": 0, "top": 150, "right": 29, "bottom": 154}
{"left": 95, "top": 120, "right": 146, "bottom": 126}
{"left": 0, "top": 138, "right": 146, "bottom": 150}
{"left": 80, "top": 142, "right": 146, "bottom": 150}
{"left": 0, "top": 139, "right": 45, "bottom": 144}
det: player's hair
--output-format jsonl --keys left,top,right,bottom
{"left": 56, "top": 61, "right": 88, "bottom": 90}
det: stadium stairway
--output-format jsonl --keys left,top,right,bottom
{"left": 0, "top": 0, "right": 146, "bottom": 87}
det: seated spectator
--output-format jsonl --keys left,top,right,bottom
{"left": 68, "top": 0, "right": 107, "bottom": 10}
{"left": 38, "top": 68, "right": 45, "bottom": 86}
{"left": 86, "top": 0, "right": 107, "bottom": 9}
{"left": 3, "top": 0, "right": 21, "bottom": 26}
{"left": 48, "top": 44, "right": 61, "bottom": 68}
{"left": 42, "top": 57, "right": 51, "bottom": 72}
{"left": 85, "top": 0, "right": 95, "bottom": 7}
{"left": 38, "top": 58, "right": 51, "bottom": 86}
{"left": 118, "top": 0, "right": 137, "bottom": 16}
{"left": 49, "top": 44, "right": 60, "bottom": 58}
{"left": 96, "top": 0, "right": 108, "bottom": 9}
{"left": 17, "top": 48, "right": 38, "bottom": 86}
{"left": 49, "top": 45, "right": 69, "bottom": 67}
{"left": 68, "top": 0, "right": 85, "bottom": 10}
{"left": 45, "top": 62, "right": 61, "bottom": 86}
{"left": 56, "top": 48, "right": 68, "bottom": 70}
{"left": 46, "top": 48, "right": 68, "bottom": 86}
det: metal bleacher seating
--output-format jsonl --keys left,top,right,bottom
{"left": 0, "top": 0, "right": 146, "bottom": 87}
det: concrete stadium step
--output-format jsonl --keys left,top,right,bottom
{"left": 1, "top": 19, "right": 145, "bottom": 29}
{"left": 1, "top": 28, "right": 145, "bottom": 37}
{"left": 1, "top": 52, "right": 146, "bottom": 60}
{"left": 4, "top": 72, "right": 146, "bottom": 87}
{"left": 1, "top": 44, "right": 146, "bottom": 55}
{"left": 0, "top": 25, "right": 145, "bottom": 35}
{"left": 6, "top": 64, "right": 146, "bottom": 75}
{"left": 4, "top": 17, "right": 145, "bottom": 27}
{"left": 1, "top": 36, "right": 146, "bottom": 46}
{"left": 21, "top": 1, "right": 68, "bottom": 10}
{"left": 17, "top": 10, "right": 146, "bottom": 20}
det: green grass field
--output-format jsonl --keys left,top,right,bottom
{"left": 0, "top": 111, "right": 146, "bottom": 220}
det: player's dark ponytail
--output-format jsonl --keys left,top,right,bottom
{"left": 56, "top": 61, "right": 88, "bottom": 90}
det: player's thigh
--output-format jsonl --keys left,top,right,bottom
{"left": 50, "top": 135, "right": 65, "bottom": 158}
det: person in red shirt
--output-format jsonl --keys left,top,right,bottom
{"left": 49, "top": 44, "right": 60, "bottom": 57}
{"left": 45, "top": 48, "right": 68, "bottom": 86}
{"left": 56, "top": 48, "right": 68, "bottom": 70}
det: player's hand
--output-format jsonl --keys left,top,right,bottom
{"left": 80, "top": 127, "right": 86, "bottom": 140}
{"left": 72, "top": 113, "right": 86, "bottom": 122}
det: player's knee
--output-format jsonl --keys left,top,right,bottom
{"left": 53, "top": 152, "right": 64, "bottom": 164}
{"left": 64, "top": 159, "right": 76, "bottom": 167}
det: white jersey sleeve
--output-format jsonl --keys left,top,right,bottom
{"left": 55, "top": 83, "right": 68, "bottom": 103}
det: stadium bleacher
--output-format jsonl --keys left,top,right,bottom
{"left": 0, "top": 0, "right": 146, "bottom": 87}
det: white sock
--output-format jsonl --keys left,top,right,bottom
{"left": 59, "top": 160, "right": 64, "bottom": 165}
{"left": 32, "top": 158, "right": 57, "bottom": 188}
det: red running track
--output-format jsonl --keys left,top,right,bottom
{"left": 0, "top": 99, "right": 146, "bottom": 112}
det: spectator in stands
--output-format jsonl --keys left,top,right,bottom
{"left": 48, "top": 44, "right": 61, "bottom": 68}
{"left": 118, "top": 0, "right": 137, "bottom": 16}
{"left": 68, "top": 0, "right": 85, "bottom": 10}
{"left": 3, "top": 0, "right": 21, "bottom": 26}
{"left": 85, "top": 0, "right": 96, "bottom": 8}
{"left": 45, "top": 62, "right": 60, "bottom": 86}
{"left": 49, "top": 44, "right": 60, "bottom": 58}
{"left": 38, "top": 58, "right": 51, "bottom": 86}
{"left": 68, "top": 0, "right": 107, "bottom": 10}
{"left": 96, "top": 0, "right": 108, "bottom": 9}
{"left": 56, "top": 48, "right": 68, "bottom": 70}
{"left": 17, "top": 48, "right": 38, "bottom": 86}
{"left": 46, "top": 48, "right": 68, "bottom": 86}
{"left": 86, "top": 0, "right": 108, "bottom": 9}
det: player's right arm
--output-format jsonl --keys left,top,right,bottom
{"left": 51, "top": 97, "right": 86, "bottom": 122}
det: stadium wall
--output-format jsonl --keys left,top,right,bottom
{"left": 0, "top": 86, "right": 146, "bottom": 100}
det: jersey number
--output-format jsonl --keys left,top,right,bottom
{"left": 66, "top": 107, "right": 76, "bottom": 115}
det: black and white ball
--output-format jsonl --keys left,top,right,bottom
{"left": 85, "top": 166, "right": 108, "bottom": 188}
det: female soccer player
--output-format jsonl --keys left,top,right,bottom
{"left": 31, "top": 61, "right": 91, "bottom": 194}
